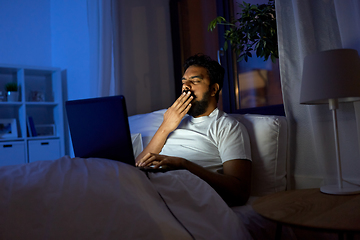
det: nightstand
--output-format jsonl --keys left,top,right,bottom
{"left": 252, "top": 188, "right": 360, "bottom": 239}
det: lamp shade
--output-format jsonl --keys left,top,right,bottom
{"left": 300, "top": 49, "right": 360, "bottom": 105}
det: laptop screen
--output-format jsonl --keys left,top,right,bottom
{"left": 65, "top": 95, "right": 135, "bottom": 165}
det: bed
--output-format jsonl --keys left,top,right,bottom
{"left": 0, "top": 109, "right": 288, "bottom": 239}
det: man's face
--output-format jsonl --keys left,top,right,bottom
{"left": 182, "top": 66, "right": 212, "bottom": 117}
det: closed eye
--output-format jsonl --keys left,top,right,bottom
{"left": 182, "top": 76, "right": 202, "bottom": 85}
{"left": 182, "top": 80, "right": 200, "bottom": 85}
{"left": 182, "top": 76, "right": 203, "bottom": 84}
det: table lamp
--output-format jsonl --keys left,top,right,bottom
{"left": 300, "top": 48, "right": 360, "bottom": 195}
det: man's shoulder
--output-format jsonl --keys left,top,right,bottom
{"left": 215, "top": 110, "right": 240, "bottom": 126}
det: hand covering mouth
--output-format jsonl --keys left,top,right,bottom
{"left": 182, "top": 90, "right": 196, "bottom": 100}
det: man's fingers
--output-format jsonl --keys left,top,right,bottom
{"left": 142, "top": 156, "right": 156, "bottom": 166}
{"left": 183, "top": 103, "right": 192, "bottom": 115}
{"left": 176, "top": 94, "right": 193, "bottom": 114}
{"left": 173, "top": 91, "right": 192, "bottom": 109}
{"left": 136, "top": 152, "right": 151, "bottom": 166}
{"left": 139, "top": 153, "right": 159, "bottom": 167}
{"left": 184, "top": 95, "right": 193, "bottom": 108}
{"left": 138, "top": 154, "right": 184, "bottom": 170}
{"left": 171, "top": 92, "right": 186, "bottom": 108}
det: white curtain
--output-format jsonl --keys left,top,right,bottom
{"left": 276, "top": 0, "right": 360, "bottom": 189}
{"left": 87, "top": 0, "right": 175, "bottom": 116}
{"left": 87, "top": 0, "right": 116, "bottom": 97}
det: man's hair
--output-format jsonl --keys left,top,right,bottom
{"left": 183, "top": 53, "right": 225, "bottom": 102}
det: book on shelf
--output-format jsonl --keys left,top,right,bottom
{"left": 27, "top": 116, "right": 37, "bottom": 137}
{"left": 26, "top": 117, "right": 31, "bottom": 137}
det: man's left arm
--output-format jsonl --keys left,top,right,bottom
{"left": 183, "top": 158, "right": 252, "bottom": 206}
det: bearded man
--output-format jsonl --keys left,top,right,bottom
{"left": 136, "top": 54, "right": 252, "bottom": 206}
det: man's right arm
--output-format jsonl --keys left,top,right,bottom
{"left": 135, "top": 91, "right": 193, "bottom": 164}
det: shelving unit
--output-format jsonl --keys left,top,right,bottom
{"left": 0, "top": 64, "right": 64, "bottom": 166}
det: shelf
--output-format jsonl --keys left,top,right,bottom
{"left": 0, "top": 136, "right": 60, "bottom": 142}
{"left": 26, "top": 136, "right": 59, "bottom": 140}
{"left": 0, "top": 101, "right": 22, "bottom": 106}
{"left": 24, "top": 68, "right": 57, "bottom": 103}
{"left": 0, "top": 67, "right": 20, "bottom": 74}
{"left": 25, "top": 102, "right": 58, "bottom": 106}
{"left": 0, "top": 64, "right": 64, "bottom": 165}
{"left": 0, "top": 138, "right": 24, "bottom": 142}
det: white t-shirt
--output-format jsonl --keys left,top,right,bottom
{"left": 160, "top": 108, "right": 251, "bottom": 171}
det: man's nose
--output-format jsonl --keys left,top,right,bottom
{"left": 182, "top": 81, "right": 191, "bottom": 91}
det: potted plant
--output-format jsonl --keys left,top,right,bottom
{"left": 5, "top": 82, "right": 19, "bottom": 102}
{"left": 208, "top": 0, "right": 278, "bottom": 62}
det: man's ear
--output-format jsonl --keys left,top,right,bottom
{"left": 211, "top": 83, "right": 220, "bottom": 97}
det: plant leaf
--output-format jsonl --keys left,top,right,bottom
{"left": 209, "top": 0, "right": 278, "bottom": 62}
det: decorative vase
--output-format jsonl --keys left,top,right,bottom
{"left": 7, "top": 91, "right": 19, "bottom": 102}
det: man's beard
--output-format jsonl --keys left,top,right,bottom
{"left": 187, "top": 90, "right": 211, "bottom": 117}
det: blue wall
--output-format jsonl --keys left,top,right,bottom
{"left": 0, "top": 0, "right": 92, "bottom": 156}
{"left": 0, "top": 0, "right": 91, "bottom": 101}
{"left": 0, "top": 0, "right": 52, "bottom": 66}
{"left": 51, "top": 0, "right": 91, "bottom": 101}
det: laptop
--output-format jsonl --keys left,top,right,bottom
{"left": 65, "top": 95, "right": 169, "bottom": 172}
{"left": 65, "top": 95, "right": 135, "bottom": 165}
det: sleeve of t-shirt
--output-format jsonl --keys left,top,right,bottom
{"left": 216, "top": 117, "right": 252, "bottom": 163}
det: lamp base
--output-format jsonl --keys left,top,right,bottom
{"left": 320, "top": 184, "right": 360, "bottom": 195}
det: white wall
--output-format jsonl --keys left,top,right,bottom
{"left": 0, "top": 0, "right": 52, "bottom": 66}
{"left": 0, "top": 0, "right": 91, "bottom": 100}
{"left": 50, "top": 0, "right": 91, "bottom": 101}
{"left": 49, "top": 0, "right": 91, "bottom": 156}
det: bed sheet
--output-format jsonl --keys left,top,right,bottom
{"left": 0, "top": 156, "right": 252, "bottom": 239}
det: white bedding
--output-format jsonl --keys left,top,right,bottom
{"left": 0, "top": 156, "right": 252, "bottom": 239}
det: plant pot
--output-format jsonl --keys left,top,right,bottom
{"left": 7, "top": 91, "right": 19, "bottom": 102}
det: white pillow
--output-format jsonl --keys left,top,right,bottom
{"left": 230, "top": 114, "right": 287, "bottom": 196}
{"left": 129, "top": 109, "right": 167, "bottom": 148}
{"left": 131, "top": 133, "right": 143, "bottom": 159}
